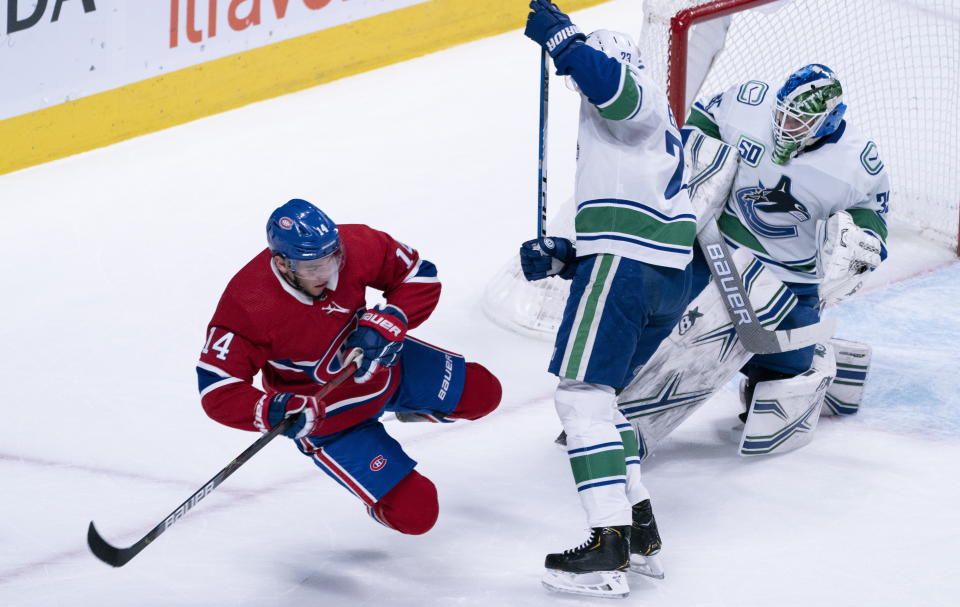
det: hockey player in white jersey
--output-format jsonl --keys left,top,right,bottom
{"left": 685, "top": 64, "right": 888, "bottom": 424}
{"left": 519, "top": 0, "right": 696, "bottom": 598}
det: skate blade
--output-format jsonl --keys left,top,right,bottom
{"left": 541, "top": 569, "right": 629, "bottom": 599}
{"left": 629, "top": 553, "right": 664, "bottom": 579}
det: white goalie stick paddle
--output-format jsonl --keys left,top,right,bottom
{"left": 697, "top": 220, "right": 836, "bottom": 354}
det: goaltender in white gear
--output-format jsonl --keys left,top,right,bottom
{"left": 676, "top": 64, "right": 886, "bottom": 443}
{"left": 617, "top": 129, "right": 874, "bottom": 459}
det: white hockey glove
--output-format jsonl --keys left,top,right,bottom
{"left": 683, "top": 128, "right": 739, "bottom": 233}
{"left": 816, "top": 211, "right": 882, "bottom": 305}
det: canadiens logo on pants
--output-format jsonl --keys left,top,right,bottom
{"left": 370, "top": 455, "right": 387, "bottom": 471}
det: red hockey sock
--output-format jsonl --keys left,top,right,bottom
{"left": 372, "top": 470, "right": 438, "bottom": 535}
{"left": 447, "top": 362, "right": 502, "bottom": 421}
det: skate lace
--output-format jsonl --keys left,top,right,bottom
{"left": 562, "top": 530, "right": 601, "bottom": 555}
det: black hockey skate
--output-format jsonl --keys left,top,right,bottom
{"left": 541, "top": 526, "right": 630, "bottom": 598}
{"left": 629, "top": 499, "right": 664, "bottom": 579}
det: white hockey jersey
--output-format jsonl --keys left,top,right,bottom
{"left": 687, "top": 80, "right": 890, "bottom": 284}
{"left": 573, "top": 64, "right": 697, "bottom": 270}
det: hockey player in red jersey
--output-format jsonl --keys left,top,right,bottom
{"left": 196, "top": 198, "right": 501, "bottom": 535}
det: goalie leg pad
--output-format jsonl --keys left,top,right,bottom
{"left": 743, "top": 282, "right": 821, "bottom": 375}
{"left": 617, "top": 247, "right": 790, "bottom": 459}
{"left": 739, "top": 343, "right": 837, "bottom": 456}
{"left": 823, "top": 338, "right": 872, "bottom": 415}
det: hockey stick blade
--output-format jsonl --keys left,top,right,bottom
{"left": 698, "top": 221, "right": 835, "bottom": 354}
{"left": 87, "top": 349, "right": 362, "bottom": 567}
{"left": 87, "top": 521, "right": 139, "bottom": 568}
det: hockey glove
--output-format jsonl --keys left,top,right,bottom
{"left": 256, "top": 392, "right": 326, "bottom": 439}
{"left": 524, "top": 0, "right": 586, "bottom": 62}
{"left": 817, "top": 211, "right": 883, "bottom": 279}
{"left": 519, "top": 237, "right": 578, "bottom": 281}
{"left": 817, "top": 211, "right": 883, "bottom": 305}
{"left": 345, "top": 304, "right": 408, "bottom": 384}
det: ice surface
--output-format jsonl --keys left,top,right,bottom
{"left": 1, "top": 1, "right": 958, "bottom": 605}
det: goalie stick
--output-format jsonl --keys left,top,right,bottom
{"left": 697, "top": 220, "right": 836, "bottom": 354}
{"left": 87, "top": 348, "right": 363, "bottom": 568}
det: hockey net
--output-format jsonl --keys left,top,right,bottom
{"left": 483, "top": 0, "right": 960, "bottom": 338}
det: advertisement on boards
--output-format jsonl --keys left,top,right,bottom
{"left": 1, "top": 0, "right": 427, "bottom": 121}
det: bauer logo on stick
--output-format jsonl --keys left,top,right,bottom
{"left": 705, "top": 244, "right": 753, "bottom": 326}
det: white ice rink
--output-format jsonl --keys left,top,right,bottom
{"left": 2, "top": 1, "right": 959, "bottom": 605}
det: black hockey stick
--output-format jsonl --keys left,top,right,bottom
{"left": 697, "top": 220, "right": 836, "bottom": 354}
{"left": 87, "top": 349, "right": 363, "bottom": 568}
{"left": 537, "top": 48, "right": 550, "bottom": 244}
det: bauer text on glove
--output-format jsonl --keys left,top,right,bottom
{"left": 344, "top": 304, "right": 408, "bottom": 383}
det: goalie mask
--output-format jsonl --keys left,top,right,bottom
{"left": 266, "top": 198, "right": 344, "bottom": 294}
{"left": 771, "top": 64, "right": 846, "bottom": 165}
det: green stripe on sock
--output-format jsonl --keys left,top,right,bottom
{"left": 620, "top": 428, "right": 639, "bottom": 458}
{"left": 569, "top": 447, "right": 627, "bottom": 484}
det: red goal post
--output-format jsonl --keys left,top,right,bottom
{"left": 662, "top": 0, "right": 782, "bottom": 130}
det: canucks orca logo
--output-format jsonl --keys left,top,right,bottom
{"left": 734, "top": 175, "right": 810, "bottom": 239}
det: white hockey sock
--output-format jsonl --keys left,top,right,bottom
{"left": 613, "top": 408, "right": 650, "bottom": 506}
{"left": 555, "top": 379, "right": 631, "bottom": 527}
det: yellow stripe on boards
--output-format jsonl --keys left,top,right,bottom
{"left": 0, "top": 0, "right": 608, "bottom": 176}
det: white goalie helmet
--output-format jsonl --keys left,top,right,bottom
{"left": 584, "top": 29, "right": 643, "bottom": 70}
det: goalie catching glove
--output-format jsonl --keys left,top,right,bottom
{"left": 345, "top": 304, "right": 407, "bottom": 384}
{"left": 817, "top": 211, "right": 883, "bottom": 304}
{"left": 255, "top": 393, "right": 326, "bottom": 439}
{"left": 519, "top": 237, "right": 578, "bottom": 281}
